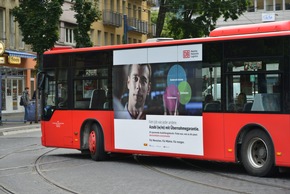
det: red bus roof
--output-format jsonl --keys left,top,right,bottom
{"left": 44, "top": 21, "right": 290, "bottom": 55}
{"left": 210, "top": 20, "right": 290, "bottom": 37}
{"left": 50, "top": 46, "right": 73, "bottom": 51}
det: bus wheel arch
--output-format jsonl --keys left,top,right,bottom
{"left": 236, "top": 125, "right": 276, "bottom": 177}
{"left": 80, "top": 119, "right": 108, "bottom": 161}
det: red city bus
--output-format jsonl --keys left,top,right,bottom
{"left": 39, "top": 21, "right": 290, "bottom": 177}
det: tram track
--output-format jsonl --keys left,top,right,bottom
{"left": 0, "top": 184, "right": 15, "bottom": 194}
{"left": 179, "top": 158, "right": 290, "bottom": 191}
{"left": 0, "top": 144, "right": 80, "bottom": 194}
{"left": 34, "top": 148, "right": 81, "bottom": 194}
{"left": 33, "top": 152, "right": 290, "bottom": 194}
{"left": 0, "top": 144, "right": 43, "bottom": 194}
{"left": 0, "top": 144, "right": 44, "bottom": 160}
{"left": 134, "top": 155, "right": 248, "bottom": 194}
{"left": 1, "top": 143, "right": 290, "bottom": 194}
{"left": 134, "top": 155, "right": 290, "bottom": 194}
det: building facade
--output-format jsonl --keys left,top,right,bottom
{"left": 0, "top": 0, "right": 156, "bottom": 114}
{"left": 0, "top": 0, "right": 36, "bottom": 114}
{"left": 217, "top": 0, "right": 290, "bottom": 27}
{"left": 56, "top": 0, "right": 156, "bottom": 47}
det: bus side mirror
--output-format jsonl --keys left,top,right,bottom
{"left": 37, "top": 72, "right": 45, "bottom": 90}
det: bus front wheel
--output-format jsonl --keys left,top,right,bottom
{"left": 241, "top": 129, "right": 276, "bottom": 177}
{"left": 88, "top": 124, "right": 107, "bottom": 161}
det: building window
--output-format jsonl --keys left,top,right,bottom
{"left": 117, "top": 0, "right": 120, "bottom": 12}
{"left": 117, "top": 34, "right": 121, "bottom": 45}
{"left": 90, "top": 29, "right": 94, "bottom": 45}
{"left": 286, "top": 0, "right": 290, "bottom": 10}
{"left": 247, "top": 0, "right": 255, "bottom": 12}
{"left": 110, "top": 33, "right": 114, "bottom": 45}
{"left": 256, "top": 0, "right": 264, "bottom": 10}
{"left": 0, "top": 8, "right": 5, "bottom": 43}
{"left": 9, "top": 11, "right": 16, "bottom": 49}
{"left": 138, "top": 7, "right": 141, "bottom": 20}
{"left": 133, "top": 5, "right": 137, "bottom": 18}
{"left": 97, "top": 30, "right": 101, "bottom": 46}
{"left": 266, "top": 0, "right": 274, "bottom": 11}
{"left": 122, "top": 1, "right": 126, "bottom": 15}
{"left": 104, "top": 32, "right": 108, "bottom": 45}
{"left": 248, "top": 0, "right": 284, "bottom": 11}
{"left": 110, "top": 0, "right": 114, "bottom": 11}
{"left": 103, "top": 0, "right": 107, "bottom": 10}
{"left": 65, "top": 27, "right": 75, "bottom": 44}
{"left": 128, "top": 3, "right": 132, "bottom": 17}
{"left": 276, "top": 0, "right": 282, "bottom": 10}
{"left": 19, "top": 30, "right": 25, "bottom": 49}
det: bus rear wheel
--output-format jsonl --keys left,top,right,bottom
{"left": 88, "top": 124, "right": 107, "bottom": 161}
{"left": 241, "top": 129, "right": 276, "bottom": 177}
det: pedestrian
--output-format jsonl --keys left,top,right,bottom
{"left": 22, "top": 87, "right": 31, "bottom": 124}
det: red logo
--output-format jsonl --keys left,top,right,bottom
{"left": 183, "top": 50, "right": 190, "bottom": 58}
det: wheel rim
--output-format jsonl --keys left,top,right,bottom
{"left": 89, "top": 130, "right": 96, "bottom": 154}
{"left": 247, "top": 137, "right": 268, "bottom": 168}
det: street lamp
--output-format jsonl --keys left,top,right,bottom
{"left": 123, "top": 14, "right": 137, "bottom": 44}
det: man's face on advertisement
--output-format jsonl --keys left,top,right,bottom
{"left": 127, "top": 64, "right": 151, "bottom": 109}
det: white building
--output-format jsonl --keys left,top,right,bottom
{"left": 217, "top": 0, "right": 290, "bottom": 27}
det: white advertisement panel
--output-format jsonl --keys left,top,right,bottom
{"left": 148, "top": 46, "right": 178, "bottom": 63}
{"left": 113, "top": 48, "right": 148, "bottom": 65}
{"left": 113, "top": 44, "right": 204, "bottom": 156}
{"left": 113, "top": 44, "right": 202, "bottom": 65}
{"left": 115, "top": 115, "right": 203, "bottom": 155}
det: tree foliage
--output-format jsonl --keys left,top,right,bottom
{"left": 151, "top": 10, "right": 173, "bottom": 38}
{"left": 12, "top": 0, "right": 64, "bottom": 55}
{"left": 71, "top": 0, "right": 101, "bottom": 48}
{"left": 156, "top": 0, "right": 169, "bottom": 37}
{"left": 156, "top": 0, "right": 250, "bottom": 39}
{"left": 12, "top": 0, "right": 64, "bottom": 122}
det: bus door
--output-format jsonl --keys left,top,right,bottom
{"left": 41, "top": 70, "right": 74, "bottom": 147}
{"left": 202, "top": 63, "right": 225, "bottom": 160}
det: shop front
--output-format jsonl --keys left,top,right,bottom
{"left": 0, "top": 41, "right": 36, "bottom": 114}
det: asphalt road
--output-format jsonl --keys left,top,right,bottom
{"left": 1, "top": 130, "right": 290, "bottom": 194}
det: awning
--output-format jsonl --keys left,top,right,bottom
{"left": 5, "top": 50, "right": 36, "bottom": 59}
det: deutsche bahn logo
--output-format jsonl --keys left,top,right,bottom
{"left": 183, "top": 50, "right": 190, "bottom": 58}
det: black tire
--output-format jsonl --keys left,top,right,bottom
{"left": 241, "top": 129, "right": 276, "bottom": 177}
{"left": 88, "top": 124, "right": 108, "bottom": 161}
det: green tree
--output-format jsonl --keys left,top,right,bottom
{"left": 12, "top": 0, "right": 64, "bottom": 67}
{"left": 156, "top": 0, "right": 250, "bottom": 39}
{"left": 156, "top": 0, "right": 169, "bottom": 37}
{"left": 12, "top": 0, "right": 64, "bottom": 123}
{"left": 151, "top": 10, "right": 173, "bottom": 37}
{"left": 71, "top": 0, "right": 101, "bottom": 48}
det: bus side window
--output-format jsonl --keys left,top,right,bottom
{"left": 57, "top": 83, "right": 67, "bottom": 108}
{"left": 89, "top": 89, "right": 107, "bottom": 109}
{"left": 47, "top": 94, "right": 55, "bottom": 106}
{"left": 204, "top": 102, "right": 221, "bottom": 111}
{"left": 251, "top": 93, "right": 280, "bottom": 111}
{"left": 243, "top": 102, "right": 253, "bottom": 111}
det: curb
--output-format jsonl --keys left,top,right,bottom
{"left": 0, "top": 125, "right": 40, "bottom": 136}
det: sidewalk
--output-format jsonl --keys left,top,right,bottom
{"left": 0, "top": 112, "right": 40, "bottom": 136}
